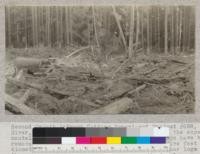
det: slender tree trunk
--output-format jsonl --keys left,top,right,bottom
{"left": 164, "top": 7, "right": 168, "bottom": 54}
{"left": 69, "top": 7, "right": 73, "bottom": 45}
{"left": 24, "top": 7, "right": 27, "bottom": 48}
{"left": 7, "top": 7, "right": 12, "bottom": 47}
{"left": 171, "top": 8, "right": 174, "bottom": 55}
{"left": 128, "top": 6, "right": 134, "bottom": 58}
{"left": 88, "top": 10, "right": 91, "bottom": 46}
{"left": 141, "top": 8, "right": 144, "bottom": 50}
{"left": 65, "top": 7, "right": 69, "bottom": 47}
{"left": 112, "top": 5, "right": 128, "bottom": 53}
{"left": 146, "top": 7, "right": 150, "bottom": 54}
{"left": 31, "top": 7, "right": 35, "bottom": 47}
{"left": 60, "top": 7, "right": 63, "bottom": 48}
{"left": 35, "top": 7, "right": 38, "bottom": 47}
{"left": 92, "top": 6, "right": 100, "bottom": 47}
{"left": 46, "top": 6, "right": 51, "bottom": 47}
{"left": 56, "top": 7, "right": 59, "bottom": 47}
{"left": 176, "top": 7, "right": 179, "bottom": 53}
{"left": 135, "top": 6, "right": 139, "bottom": 51}
{"left": 187, "top": 8, "right": 191, "bottom": 51}
{"left": 179, "top": 7, "right": 182, "bottom": 52}
{"left": 157, "top": 7, "right": 160, "bottom": 52}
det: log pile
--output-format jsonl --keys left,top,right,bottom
{"left": 5, "top": 48, "right": 195, "bottom": 114}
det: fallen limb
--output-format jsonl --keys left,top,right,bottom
{"left": 127, "top": 84, "right": 146, "bottom": 95}
{"left": 111, "top": 58, "right": 129, "bottom": 79}
{"left": 89, "top": 97, "right": 133, "bottom": 114}
{"left": 65, "top": 46, "right": 91, "bottom": 58}
{"left": 104, "top": 82, "right": 132, "bottom": 100}
{"left": 170, "top": 63, "right": 194, "bottom": 77}
{"left": 142, "top": 68, "right": 157, "bottom": 76}
{"left": 168, "top": 59, "right": 187, "bottom": 65}
{"left": 121, "top": 75, "right": 187, "bottom": 84}
{"left": 136, "top": 48, "right": 143, "bottom": 53}
{"left": 5, "top": 93, "right": 41, "bottom": 114}
{"left": 20, "top": 88, "right": 36, "bottom": 104}
{"left": 6, "top": 77, "right": 69, "bottom": 98}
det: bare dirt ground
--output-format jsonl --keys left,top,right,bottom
{"left": 5, "top": 48, "right": 195, "bottom": 114}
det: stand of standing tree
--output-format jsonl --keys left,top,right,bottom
{"left": 5, "top": 6, "right": 195, "bottom": 56}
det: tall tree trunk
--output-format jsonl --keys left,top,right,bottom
{"left": 176, "top": 7, "right": 179, "bottom": 53}
{"left": 112, "top": 6, "right": 128, "bottom": 53}
{"left": 128, "top": 5, "right": 134, "bottom": 58}
{"left": 6, "top": 6, "right": 12, "bottom": 48}
{"left": 187, "top": 8, "right": 191, "bottom": 51}
{"left": 56, "top": 7, "right": 60, "bottom": 47}
{"left": 24, "top": 7, "right": 27, "bottom": 48}
{"left": 35, "top": 7, "right": 38, "bottom": 47}
{"left": 65, "top": 7, "right": 69, "bottom": 47}
{"left": 146, "top": 7, "right": 150, "bottom": 54}
{"left": 92, "top": 6, "right": 100, "bottom": 47}
{"left": 171, "top": 8, "right": 174, "bottom": 55}
{"left": 141, "top": 8, "right": 144, "bottom": 50}
{"left": 179, "top": 7, "right": 182, "bottom": 52}
{"left": 164, "top": 7, "right": 168, "bottom": 54}
{"left": 69, "top": 7, "right": 73, "bottom": 45}
{"left": 157, "top": 7, "right": 160, "bottom": 52}
{"left": 31, "top": 7, "right": 35, "bottom": 47}
{"left": 46, "top": 6, "right": 51, "bottom": 47}
{"left": 60, "top": 7, "right": 63, "bottom": 48}
{"left": 135, "top": 6, "right": 139, "bottom": 51}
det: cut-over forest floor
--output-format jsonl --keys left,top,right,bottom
{"left": 5, "top": 47, "right": 195, "bottom": 114}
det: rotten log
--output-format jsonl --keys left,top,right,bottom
{"left": 6, "top": 77, "right": 69, "bottom": 98}
{"left": 5, "top": 93, "right": 41, "bottom": 114}
{"left": 89, "top": 97, "right": 133, "bottom": 114}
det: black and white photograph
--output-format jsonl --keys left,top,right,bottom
{"left": 5, "top": 5, "right": 195, "bottom": 115}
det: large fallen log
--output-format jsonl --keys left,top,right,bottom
{"left": 6, "top": 77, "right": 69, "bottom": 98}
{"left": 5, "top": 93, "right": 41, "bottom": 114}
{"left": 14, "top": 57, "right": 49, "bottom": 74}
{"left": 89, "top": 97, "right": 133, "bottom": 114}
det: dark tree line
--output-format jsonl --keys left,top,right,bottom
{"left": 5, "top": 6, "right": 195, "bottom": 55}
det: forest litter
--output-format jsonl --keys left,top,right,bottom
{"left": 5, "top": 47, "right": 194, "bottom": 114}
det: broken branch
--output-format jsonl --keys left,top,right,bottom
{"left": 65, "top": 46, "right": 91, "bottom": 58}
